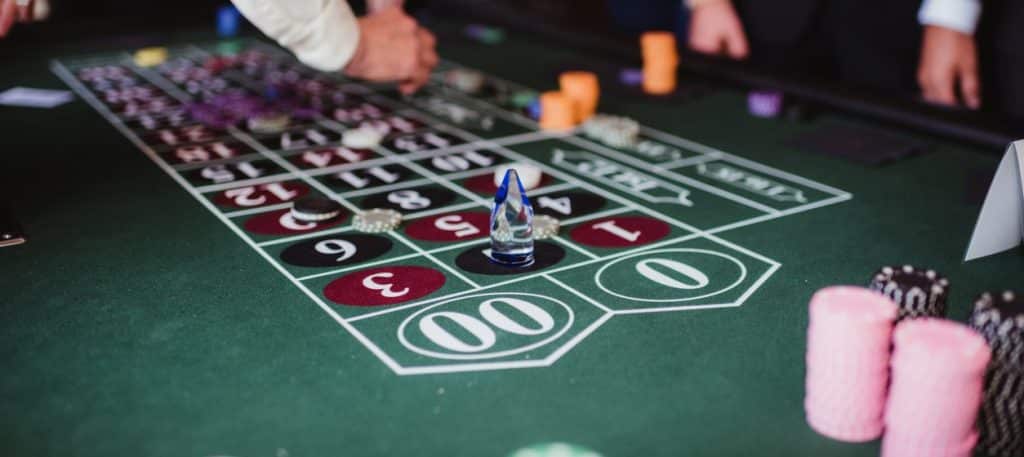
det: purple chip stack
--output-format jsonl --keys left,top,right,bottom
{"left": 619, "top": 68, "right": 643, "bottom": 87}
{"left": 747, "top": 90, "right": 785, "bottom": 118}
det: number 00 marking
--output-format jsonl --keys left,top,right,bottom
{"left": 398, "top": 293, "right": 574, "bottom": 360}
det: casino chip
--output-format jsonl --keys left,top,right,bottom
{"left": 133, "top": 47, "right": 168, "bottom": 68}
{"left": 581, "top": 114, "right": 639, "bottom": 148}
{"left": 531, "top": 215, "right": 560, "bottom": 240}
{"left": 353, "top": 208, "right": 403, "bottom": 233}
{"left": 342, "top": 126, "right": 384, "bottom": 149}
{"left": 510, "top": 90, "right": 538, "bottom": 109}
{"left": 747, "top": 90, "right": 784, "bottom": 118}
{"left": 247, "top": 111, "right": 290, "bottom": 134}
{"left": 619, "top": 67, "right": 643, "bottom": 87}
{"left": 493, "top": 163, "right": 542, "bottom": 190}
{"left": 508, "top": 442, "right": 603, "bottom": 457}
{"left": 445, "top": 69, "right": 486, "bottom": 95}
{"left": 291, "top": 197, "right": 343, "bottom": 222}
{"left": 969, "top": 291, "right": 1024, "bottom": 457}
{"left": 883, "top": 318, "right": 991, "bottom": 457}
{"left": 868, "top": 264, "right": 949, "bottom": 320}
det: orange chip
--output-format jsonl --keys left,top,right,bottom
{"left": 641, "top": 31, "right": 678, "bottom": 60}
{"left": 538, "top": 91, "right": 576, "bottom": 130}
{"left": 559, "top": 71, "right": 600, "bottom": 122}
{"left": 642, "top": 66, "right": 677, "bottom": 95}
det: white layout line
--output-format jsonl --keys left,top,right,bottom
{"left": 55, "top": 44, "right": 850, "bottom": 375}
{"left": 51, "top": 60, "right": 407, "bottom": 376}
{"left": 423, "top": 61, "right": 852, "bottom": 207}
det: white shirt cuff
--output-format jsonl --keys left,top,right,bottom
{"left": 918, "top": 0, "right": 982, "bottom": 35}
{"left": 231, "top": 0, "right": 360, "bottom": 72}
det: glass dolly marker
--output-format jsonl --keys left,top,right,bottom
{"left": 490, "top": 168, "right": 535, "bottom": 267}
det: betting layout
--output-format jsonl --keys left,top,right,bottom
{"left": 52, "top": 40, "right": 852, "bottom": 375}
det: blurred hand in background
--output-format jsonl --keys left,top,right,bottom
{"left": 918, "top": 25, "right": 980, "bottom": 109}
{"left": 344, "top": 4, "right": 437, "bottom": 94}
{"left": 687, "top": 0, "right": 749, "bottom": 60}
{"left": 0, "top": 0, "right": 48, "bottom": 38}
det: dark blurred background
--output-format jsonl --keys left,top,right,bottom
{"left": 1, "top": 0, "right": 1020, "bottom": 146}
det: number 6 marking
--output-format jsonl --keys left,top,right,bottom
{"left": 362, "top": 272, "right": 409, "bottom": 298}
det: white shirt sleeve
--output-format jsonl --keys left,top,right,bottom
{"left": 230, "top": 0, "right": 360, "bottom": 72}
{"left": 918, "top": 0, "right": 982, "bottom": 35}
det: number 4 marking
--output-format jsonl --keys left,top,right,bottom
{"left": 537, "top": 196, "right": 571, "bottom": 215}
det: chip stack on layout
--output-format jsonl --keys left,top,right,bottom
{"left": 640, "top": 31, "right": 678, "bottom": 95}
{"left": 869, "top": 265, "right": 949, "bottom": 320}
{"left": 968, "top": 291, "right": 1024, "bottom": 457}
{"left": 882, "top": 318, "right": 991, "bottom": 457}
{"left": 558, "top": 71, "right": 600, "bottom": 122}
{"left": 538, "top": 91, "right": 575, "bottom": 131}
{"left": 804, "top": 286, "right": 898, "bottom": 442}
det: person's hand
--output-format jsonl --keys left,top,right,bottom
{"left": 917, "top": 25, "right": 980, "bottom": 109}
{"left": 688, "top": 0, "right": 749, "bottom": 59}
{"left": 0, "top": 0, "right": 43, "bottom": 38}
{"left": 344, "top": 5, "right": 438, "bottom": 94}
{"left": 399, "top": 27, "right": 438, "bottom": 95}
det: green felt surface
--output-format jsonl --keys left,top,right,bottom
{"left": 2, "top": 22, "right": 1022, "bottom": 457}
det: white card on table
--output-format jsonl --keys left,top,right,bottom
{"left": 964, "top": 140, "right": 1024, "bottom": 261}
{"left": 0, "top": 87, "right": 74, "bottom": 108}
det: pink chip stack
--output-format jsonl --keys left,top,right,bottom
{"left": 882, "top": 318, "right": 991, "bottom": 457}
{"left": 805, "top": 286, "right": 899, "bottom": 442}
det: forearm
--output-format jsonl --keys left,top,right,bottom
{"left": 918, "top": 0, "right": 981, "bottom": 34}
{"left": 230, "top": 0, "right": 359, "bottom": 72}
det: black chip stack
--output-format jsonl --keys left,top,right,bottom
{"left": 868, "top": 265, "right": 949, "bottom": 320}
{"left": 969, "top": 291, "right": 1024, "bottom": 457}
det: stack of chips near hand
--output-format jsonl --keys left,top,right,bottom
{"left": 537, "top": 71, "right": 600, "bottom": 131}
{"left": 883, "top": 319, "right": 990, "bottom": 457}
{"left": 640, "top": 31, "right": 678, "bottom": 95}
{"left": 804, "top": 286, "right": 897, "bottom": 442}
{"left": 803, "top": 267, "right": 1013, "bottom": 457}
{"left": 559, "top": 71, "right": 600, "bottom": 122}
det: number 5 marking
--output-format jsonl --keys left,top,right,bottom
{"left": 434, "top": 215, "right": 481, "bottom": 238}
{"left": 362, "top": 272, "right": 409, "bottom": 298}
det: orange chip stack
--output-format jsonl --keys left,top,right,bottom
{"left": 558, "top": 71, "right": 600, "bottom": 122}
{"left": 641, "top": 31, "right": 678, "bottom": 95}
{"left": 538, "top": 91, "right": 576, "bottom": 130}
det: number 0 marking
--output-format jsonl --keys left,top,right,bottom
{"left": 635, "top": 259, "right": 710, "bottom": 290}
{"left": 595, "top": 249, "right": 748, "bottom": 303}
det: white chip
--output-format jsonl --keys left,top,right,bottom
{"left": 342, "top": 126, "right": 384, "bottom": 149}
{"left": 493, "top": 163, "right": 542, "bottom": 190}
{"left": 444, "top": 69, "right": 485, "bottom": 94}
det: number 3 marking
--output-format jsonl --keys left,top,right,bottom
{"left": 362, "top": 272, "right": 409, "bottom": 298}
